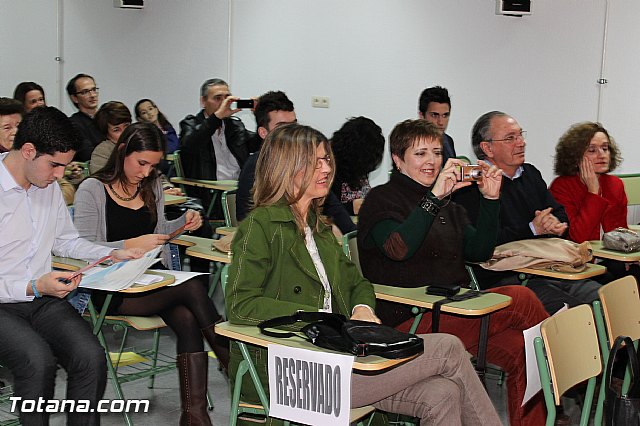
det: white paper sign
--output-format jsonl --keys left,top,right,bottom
{"left": 267, "top": 344, "right": 354, "bottom": 425}
{"left": 522, "top": 304, "right": 568, "bottom": 406}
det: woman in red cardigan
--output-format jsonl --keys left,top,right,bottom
{"left": 550, "top": 121, "right": 637, "bottom": 281}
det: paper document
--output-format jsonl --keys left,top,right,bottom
{"left": 78, "top": 247, "right": 162, "bottom": 290}
{"left": 522, "top": 304, "right": 568, "bottom": 406}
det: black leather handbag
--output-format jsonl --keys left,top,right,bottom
{"left": 258, "top": 311, "right": 424, "bottom": 359}
{"left": 604, "top": 336, "right": 640, "bottom": 426}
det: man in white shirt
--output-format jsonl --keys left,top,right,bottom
{"left": 0, "top": 106, "right": 142, "bottom": 425}
{"left": 179, "top": 78, "right": 258, "bottom": 218}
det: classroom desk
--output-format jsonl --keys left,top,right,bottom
{"left": 215, "top": 321, "right": 418, "bottom": 426}
{"left": 172, "top": 234, "right": 233, "bottom": 263}
{"left": 52, "top": 256, "right": 175, "bottom": 426}
{"left": 514, "top": 262, "right": 608, "bottom": 280}
{"left": 372, "top": 284, "right": 511, "bottom": 382}
{"left": 215, "top": 225, "right": 237, "bottom": 236}
{"left": 163, "top": 193, "right": 187, "bottom": 206}
{"left": 629, "top": 224, "right": 640, "bottom": 232}
{"left": 169, "top": 178, "right": 237, "bottom": 218}
{"left": 589, "top": 240, "right": 640, "bottom": 262}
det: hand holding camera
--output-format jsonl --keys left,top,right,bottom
{"left": 475, "top": 160, "right": 503, "bottom": 200}
{"left": 431, "top": 158, "right": 473, "bottom": 199}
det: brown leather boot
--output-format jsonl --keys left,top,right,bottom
{"left": 177, "top": 352, "right": 212, "bottom": 426}
{"left": 201, "top": 322, "right": 230, "bottom": 374}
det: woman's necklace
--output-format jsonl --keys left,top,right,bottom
{"left": 108, "top": 182, "right": 140, "bottom": 202}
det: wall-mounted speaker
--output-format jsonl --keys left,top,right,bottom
{"left": 496, "top": 0, "right": 531, "bottom": 17}
{"left": 114, "top": 0, "right": 144, "bottom": 9}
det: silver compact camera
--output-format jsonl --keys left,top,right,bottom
{"left": 458, "top": 165, "right": 483, "bottom": 182}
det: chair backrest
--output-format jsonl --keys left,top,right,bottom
{"left": 222, "top": 190, "right": 238, "bottom": 227}
{"left": 540, "top": 304, "right": 602, "bottom": 405}
{"left": 173, "top": 150, "right": 185, "bottom": 178}
{"left": 617, "top": 174, "right": 640, "bottom": 207}
{"left": 342, "top": 230, "right": 361, "bottom": 274}
{"left": 598, "top": 275, "right": 640, "bottom": 346}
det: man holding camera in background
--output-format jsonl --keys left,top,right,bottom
{"left": 179, "top": 78, "right": 258, "bottom": 217}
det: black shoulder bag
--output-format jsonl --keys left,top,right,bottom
{"left": 604, "top": 335, "right": 640, "bottom": 426}
{"left": 258, "top": 311, "right": 424, "bottom": 359}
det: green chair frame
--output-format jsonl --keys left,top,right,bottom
{"left": 534, "top": 304, "right": 602, "bottom": 426}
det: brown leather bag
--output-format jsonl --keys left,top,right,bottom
{"left": 480, "top": 238, "right": 593, "bottom": 273}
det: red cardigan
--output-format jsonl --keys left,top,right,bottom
{"left": 549, "top": 174, "right": 628, "bottom": 243}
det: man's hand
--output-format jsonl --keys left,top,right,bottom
{"left": 119, "top": 237, "right": 163, "bottom": 255}
{"left": 163, "top": 187, "right": 184, "bottom": 196}
{"left": 350, "top": 306, "right": 381, "bottom": 323}
{"left": 532, "top": 208, "right": 568, "bottom": 236}
{"left": 184, "top": 209, "right": 203, "bottom": 231}
{"left": 111, "top": 246, "right": 149, "bottom": 262}
{"left": 32, "top": 271, "right": 81, "bottom": 299}
{"left": 477, "top": 160, "right": 503, "bottom": 200}
{"left": 214, "top": 96, "right": 241, "bottom": 120}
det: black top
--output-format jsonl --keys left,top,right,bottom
{"left": 105, "top": 189, "right": 156, "bottom": 241}
{"left": 453, "top": 163, "right": 569, "bottom": 288}
{"left": 69, "top": 111, "right": 104, "bottom": 162}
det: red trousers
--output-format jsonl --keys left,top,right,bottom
{"left": 396, "top": 285, "right": 548, "bottom": 426}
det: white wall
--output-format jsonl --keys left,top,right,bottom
{"left": 2, "top": 0, "right": 639, "bottom": 185}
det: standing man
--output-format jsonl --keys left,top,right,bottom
{"left": 0, "top": 106, "right": 142, "bottom": 425}
{"left": 454, "top": 111, "right": 601, "bottom": 313}
{"left": 66, "top": 73, "right": 102, "bottom": 162}
{"left": 418, "top": 86, "right": 457, "bottom": 164}
{"left": 179, "top": 78, "right": 257, "bottom": 217}
{"left": 0, "top": 98, "right": 23, "bottom": 153}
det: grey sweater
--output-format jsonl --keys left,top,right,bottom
{"left": 74, "top": 177, "right": 186, "bottom": 268}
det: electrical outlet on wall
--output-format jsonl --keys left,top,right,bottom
{"left": 311, "top": 96, "right": 330, "bottom": 108}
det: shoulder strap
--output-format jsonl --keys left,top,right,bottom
{"left": 258, "top": 312, "right": 346, "bottom": 338}
{"left": 431, "top": 290, "right": 483, "bottom": 333}
{"left": 606, "top": 336, "right": 640, "bottom": 397}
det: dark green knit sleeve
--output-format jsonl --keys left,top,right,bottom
{"left": 463, "top": 197, "right": 500, "bottom": 262}
{"left": 365, "top": 200, "right": 437, "bottom": 261}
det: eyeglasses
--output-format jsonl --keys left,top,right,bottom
{"left": 487, "top": 130, "right": 527, "bottom": 144}
{"left": 315, "top": 155, "right": 331, "bottom": 169}
{"left": 75, "top": 87, "right": 99, "bottom": 96}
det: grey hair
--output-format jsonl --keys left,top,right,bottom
{"left": 200, "top": 78, "right": 228, "bottom": 98}
{"left": 471, "top": 111, "right": 509, "bottom": 160}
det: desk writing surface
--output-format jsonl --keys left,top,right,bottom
{"left": 514, "top": 262, "right": 607, "bottom": 279}
{"left": 215, "top": 226, "right": 237, "bottom": 236}
{"left": 170, "top": 177, "right": 238, "bottom": 191}
{"left": 52, "top": 257, "right": 175, "bottom": 292}
{"left": 215, "top": 322, "right": 417, "bottom": 371}
{"left": 171, "top": 235, "right": 233, "bottom": 263}
{"left": 372, "top": 284, "right": 511, "bottom": 316}
{"left": 589, "top": 240, "right": 640, "bottom": 262}
{"left": 164, "top": 194, "right": 187, "bottom": 206}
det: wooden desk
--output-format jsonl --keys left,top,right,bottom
{"left": 164, "top": 194, "right": 187, "bottom": 206}
{"left": 215, "top": 226, "right": 237, "bottom": 236}
{"left": 629, "top": 224, "right": 640, "bottom": 232}
{"left": 169, "top": 178, "right": 237, "bottom": 217}
{"left": 169, "top": 177, "right": 237, "bottom": 191}
{"left": 515, "top": 262, "right": 608, "bottom": 280}
{"left": 373, "top": 284, "right": 511, "bottom": 383}
{"left": 589, "top": 240, "right": 640, "bottom": 262}
{"left": 172, "top": 234, "right": 233, "bottom": 263}
{"left": 215, "top": 321, "right": 417, "bottom": 426}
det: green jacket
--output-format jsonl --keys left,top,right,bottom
{"left": 225, "top": 202, "right": 375, "bottom": 422}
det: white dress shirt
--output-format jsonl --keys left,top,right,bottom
{"left": 211, "top": 122, "right": 240, "bottom": 180}
{"left": 0, "top": 153, "right": 113, "bottom": 303}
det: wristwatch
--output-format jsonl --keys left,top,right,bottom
{"left": 419, "top": 193, "right": 441, "bottom": 216}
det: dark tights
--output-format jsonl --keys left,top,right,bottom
{"left": 115, "top": 278, "right": 220, "bottom": 353}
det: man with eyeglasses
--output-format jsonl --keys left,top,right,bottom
{"left": 66, "top": 73, "right": 102, "bottom": 162}
{"left": 179, "top": 78, "right": 258, "bottom": 218}
{"left": 454, "top": 111, "right": 601, "bottom": 314}
{"left": 418, "top": 86, "right": 456, "bottom": 165}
